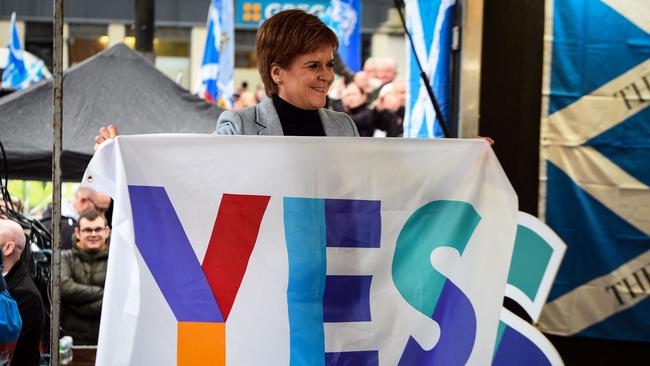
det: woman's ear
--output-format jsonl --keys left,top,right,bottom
{"left": 270, "top": 63, "right": 283, "bottom": 85}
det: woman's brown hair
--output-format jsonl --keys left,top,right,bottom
{"left": 256, "top": 10, "right": 339, "bottom": 96}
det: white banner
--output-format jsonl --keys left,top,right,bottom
{"left": 85, "top": 135, "right": 517, "bottom": 365}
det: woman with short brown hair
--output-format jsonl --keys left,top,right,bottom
{"left": 256, "top": 9, "right": 339, "bottom": 97}
{"left": 215, "top": 10, "right": 359, "bottom": 137}
{"left": 94, "top": 10, "right": 359, "bottom": 145}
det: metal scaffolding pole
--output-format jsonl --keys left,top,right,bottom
{"left": 50, "top": 0, "right": 64, "bottom": 364}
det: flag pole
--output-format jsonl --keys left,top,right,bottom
{"left": 51, "top": 0, "right": 64, "bottom": 364}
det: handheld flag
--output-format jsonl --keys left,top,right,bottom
{"left": 195, "top": 0, "right": 234, "bottom": 109}
{"left": 216, "top": 0, "right": 235, "bottom": 109}
{"left": 1, "top": 12, "right": 45, "bottom": 90}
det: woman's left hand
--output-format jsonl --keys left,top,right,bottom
{"left": 94, "top": 124, "right": 119, "bottom": 151}
{"left": 478, "top": 136, "right": 495, "bottom": 145}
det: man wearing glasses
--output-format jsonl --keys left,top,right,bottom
{"left": 40, "top": 186, "right": 112, "bottom": 250}
{"left": 60, "top": 209, "right": 110, "bottom": 345}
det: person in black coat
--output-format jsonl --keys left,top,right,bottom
{"left": 342, "top": 81, "right": 375, "bottom": 136}
{"left": 370, "top": 81, "right": 405, "bottom": 137}
{"left": 1, "top": 219, "right": 44, "bottom": 366}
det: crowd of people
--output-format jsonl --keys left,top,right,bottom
{"left": 6, "top": 11, "right": 404, "bottom": 363}
{"left": 0, "top": 186, "right": 111, "bottom": 365}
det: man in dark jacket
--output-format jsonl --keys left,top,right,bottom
{"left": 41, "top": 186, "right": 112, "bottom": 250}
{"left": 1, "top": 219, "right": 44, "bottom": 366}
{"left": 61, "top": 209, "right": 110, "bottom": 345}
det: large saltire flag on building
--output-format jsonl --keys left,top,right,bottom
{"left": 1, "top": 12, "right": 46, "bottom": 90}
{"left": 538, "top": 0, "right": 650, "bottom": 341}
{"left": 195, "top": 0, "right": 234, "bottom": 109}
{"left": 403, "top": 0, "right": 455, "bottom": 138}
{"left": 323, "top": 0, "right": 362, "bottom": 72}
{"left": 86, "top": 135, "right": 518, "bottom": 365}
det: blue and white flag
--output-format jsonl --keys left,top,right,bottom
{"left": 217, "top": 0, "right": 235, "bottom": 108}
{"left": 323, "top": 0, "right": 361, "bottom": 72}
{"left": 1, "top": 12, "right": 45, "bottom": 90}
{"left": 539, "top": 0, "right": 650, "bottom": 342}
{"left": 196, "top": 0, "right": 234, "bottom": 109}
{"left": 404, "top": 0, "right": 455, "bottom": 138}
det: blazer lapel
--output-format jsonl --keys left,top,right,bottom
{"left": 319, "top": 109, "right": 343, "bottom": 136}
{"left": 255, "top": 97, "right": 284, "bottom": 135}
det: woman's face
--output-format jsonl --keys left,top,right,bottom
{"left": 342, "top": 82, "right": 366, "bottom": 110}
{"left": 273, "top": 45, "right": 335, "bottom": 110}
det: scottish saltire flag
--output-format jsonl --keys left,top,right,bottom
{"left": 323, "top": 0, "right": 361, "bottom": 72}
{"left": 404, "top": 0, "right": 455, "bottom": 138}
{"left": 86, "top": 135, "right": 517, "bottom": 365}
{"left": 1, "top": 12, "right": 45, "bottom": 90}
{"left": 195, "top": 0, "right": 234, "bottom": 109}
{"left": 493, "top": 212, "right": 566, "bottom": 366}
{"left": 538, "top": 0, "right": 650, "bottom": 341}
{"left": 217, "top": 0, "right": 235, "bottom": 108}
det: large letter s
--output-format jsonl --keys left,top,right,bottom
{"left": 392, "top": 200, "right": 480, "bottom": 365}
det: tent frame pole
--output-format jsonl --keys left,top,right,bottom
{"left": 50, "top": 0, "right": 64, "bottom": 364}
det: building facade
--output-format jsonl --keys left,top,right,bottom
{"left": 0, "top": 0, "right": 403, "bottom": 92}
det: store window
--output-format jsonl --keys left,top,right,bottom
{"left": 69, "top": 24, "right": 108, "bottom": 65}
{"left": 234, "top": 29, "right": 257, "bottom": 69}
{"left": 24, "top": 22, "right": 53, "bottom": 71}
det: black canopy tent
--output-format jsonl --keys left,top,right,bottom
{"left": 0, "top": 43, "right": 222, "bottom": 181}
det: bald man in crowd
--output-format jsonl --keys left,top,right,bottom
{"left": 362, "top": 57, "right": 383, "bottom": 90}
{"left": 1, "top": 219, "right": 44, "bottom": 366}
{"left": 376, "top": 58, "right": 398, "bottom": 86}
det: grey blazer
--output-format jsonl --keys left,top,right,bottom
{"left": 215, "top": 96, "right": 359, "bottom": 137}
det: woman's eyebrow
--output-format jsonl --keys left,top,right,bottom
{"left": 303, "top": 58, "right": 335, "bottom": 65}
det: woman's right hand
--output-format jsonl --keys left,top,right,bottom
{"left": 94, "top": 124, "right": 119, "bottom": 151}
